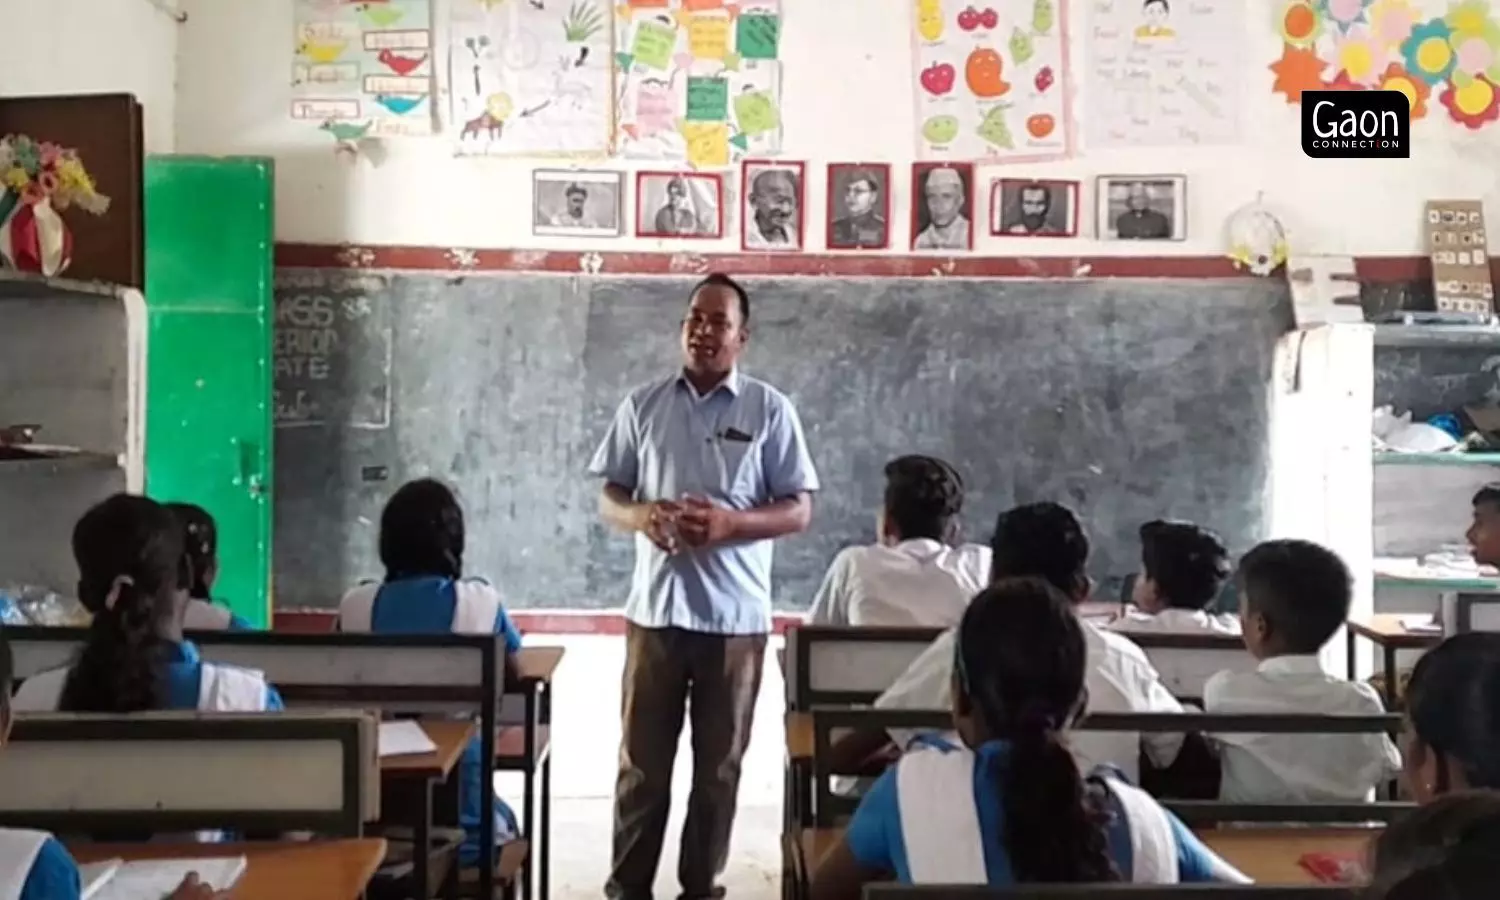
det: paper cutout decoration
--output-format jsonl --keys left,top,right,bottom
{"left": 1224, "top": 196, "right": 1289, "bottom": 276}
{"left": 291, "top": 0, "right": 435, "bottom": 136}
{"left": 913, "top": 0, "right": 1071, "bottom": 161}
{"left": 1425, "top": 199, "right": 1495, "bottom": 317}
{"left": 615, "top": 1, "right": 784, "bottom": 164}
{"left": 1271, "top": 0, "right": 1500, "bottom": 129}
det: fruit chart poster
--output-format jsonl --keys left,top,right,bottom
{"left": 913, "top": 0, "right": 1072, "bottom": 161}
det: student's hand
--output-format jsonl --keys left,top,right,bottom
{"left": 163, "top": 873, "right": 231, "bottom": 899}
{"left": 640, "top": 500, "right": 682, "bottom": 554}
{"left": 675, "top": 495, "right": 738, "bottom": 548}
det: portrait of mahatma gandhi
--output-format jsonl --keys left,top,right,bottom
{"left": 742, "top": 161, "right": 805, "bottom": 252}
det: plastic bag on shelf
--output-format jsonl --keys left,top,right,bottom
{"left": 0, "top": 585, "right": 91, "bottom": 626}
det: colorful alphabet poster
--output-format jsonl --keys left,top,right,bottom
{"left": 292, "top": 0, "right": 435, "bottom": 136}
{"left": 1085, "top": 0, "right": 1242, "bottom": 147}
{"left": 447, "top": 0, "right": 613, "bottom": 156}
{"left": 614, "top": 0, "right": 784, "bottom": 166}
{"left": 1270, "top": 0, "right": 1500, "bottom": 130}
{"left": 913, "top": 0, "right": 1072, "bottom": 161}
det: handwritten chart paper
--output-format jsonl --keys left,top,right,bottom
{"left": 615, "top": 0, "right": 783, "bottom": 165}
{"left": 447, "top": 0, "right": 612, "bottom": 156}
{"left": 913, "top": 0, "right": 1071, "bottom": 161}
{"left": 292, "top": 0, "right": 435, "bottom": 136}
{"left": 1085, "top": 0, "right": 1241, "bottom": 148}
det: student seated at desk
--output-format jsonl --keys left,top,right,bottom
{"left": 1465, "top": 484, "right": 1500, "bottom": 570}
{"left": 831, "top": 502, "right": 1186, "bottom": 785}
{"left": 1402, "top": 633, "right": 1500, "bottom": 802}
{"left": 336, "top": 478, "right": 521, "bottom": 866}
{"left": 167, "top": 502, "right": 253, "bottom": 631}
{"left": 1111, "top": 520, "right": 1238, "bottom": 637}
{"left": 1204, "top": 539, "right": 1399, "bottom": 802}
{"left": 809, "top": 579, "right": 1246, "bottom": 897}
{"left": 0, "top": 631, "right": 221, "bottom": 900}
{"left": 13, "top": 494, "right": 283, "bottom": 713}
{"left": 807, "top": 455, "right": 988, "bottom": 628}
{"left": 1368, "top": 791, "right": 1500, "bottom": 900}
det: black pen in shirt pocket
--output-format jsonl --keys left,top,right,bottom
{"left": 718, "top": 427, "right": 754, "bottom": 443}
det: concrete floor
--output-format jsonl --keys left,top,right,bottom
{"left": 498, "top": 635, "right": 786, "bottom": 900}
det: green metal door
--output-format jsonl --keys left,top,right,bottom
{"left": 144, "top": 156, "right": 274, "bottom": 627}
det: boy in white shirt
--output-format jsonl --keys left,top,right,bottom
{"left": 828, "top": 502, "right": 1186, "bottom": 784}
{"left": 808, "top": 455, "right": 989, "bottom": 628}
{"left": 1205, "top": 539, "right": 1401, "bottom": 802}
{"left": 1112, "top": 520, "right": 1240, "bottom": 637}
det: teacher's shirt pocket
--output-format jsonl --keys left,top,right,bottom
{"left": 717, "top": 428, "right": 763, "bottom": 501}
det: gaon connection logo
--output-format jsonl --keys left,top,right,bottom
{"left": 1301, "top": 90, "right": 1411, "bottom": 158}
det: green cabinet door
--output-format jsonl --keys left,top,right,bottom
{"left": 144, "top": 156, "right": 274, "bottom": 627}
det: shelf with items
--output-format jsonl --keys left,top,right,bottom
{"left": 0, "top": 272, "right": 146, "bottom": 595}
{"left": 1373, "top": 452, "right": 1500, "bottom": 467}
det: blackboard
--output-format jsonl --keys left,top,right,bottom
{"left": 273, "top": 271, "right": 392, "bottom": 429}
{"left": 272, "top": 271, "right": 1294, "bottom": 611}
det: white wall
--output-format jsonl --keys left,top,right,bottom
{"left": 172, "top": 0, "right": 1500, "bottom": 255}
{"left": 9, "top": 0, "right": 178, "bottom": 153}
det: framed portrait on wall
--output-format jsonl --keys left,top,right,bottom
{"left": 1096, "top": 175, "right": 1187, "bottom": 241}
{"left": 532, "top": 169, "right": 623, "bottom": 238}
{"left": 635, "top": 171, "right": 723, "bottom": 239}
{"left": 826, "top": 163, "right": 892, "bottom": 251}
{"left": 992, "top": 179, "right": 1079, "bottom": 238}
{"left": 911, "top": 162, "right": 974, "bottom": 251}
{"left": 741, "top": 160, "right": 805, "bottom": 252}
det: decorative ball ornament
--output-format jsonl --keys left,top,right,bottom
{"left": 1225, "top": 196, "right": 1290, "bottom": 276}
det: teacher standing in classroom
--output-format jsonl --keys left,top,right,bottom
{"left": 589, "top": 273, "right": 820, "bottom": 900}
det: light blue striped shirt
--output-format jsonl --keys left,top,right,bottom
{"left": 589, "top": 369, "right": 819, "bottom": 634}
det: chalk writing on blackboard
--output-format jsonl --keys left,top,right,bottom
{"left": 273, "top": 277, "right": 393, "bottom": 430}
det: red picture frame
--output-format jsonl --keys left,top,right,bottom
{"left": 990, "top": 178, "right": 1080, "bottom": 238}
{"left": 825, "top": 162, "right": 893, "bottom": 252}
{"left": 910, "top": 162, "right": 975, "bottom": 252}
{"left": 634, "top": 170, "right": 724, "bottom": 240}
{"left": 740, "top": 159, "right": 806, "bottom": 253}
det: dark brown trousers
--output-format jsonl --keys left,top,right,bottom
{"left": 606, "top": 623, "right": 767, "bottom": 900}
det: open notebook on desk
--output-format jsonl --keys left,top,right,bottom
{"left": 378, "top": 720, "right": 438, "bottom": 758}
{"left": 81, "top": 856, "right": 247, "bottom": 900}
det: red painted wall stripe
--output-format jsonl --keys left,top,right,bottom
{"left": 274, "top": 242, "right": 1453, "bottom": 282}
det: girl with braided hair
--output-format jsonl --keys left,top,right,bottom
{"left": 165, "top": 502, "right": 254, "bottom": 631}
{"left": 13, "top": 494, "right": 282, "bottom": 713}
{"left": 810, "top": 578, "right": 1244, "bottom": 894}
{"left": 809, "top": 455, "right": 988, "bottom": 628}
{"left": 336, "top": 478, "right": 522, "bottom": 867}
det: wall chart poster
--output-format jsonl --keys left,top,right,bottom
{"left": 913, "top": 0, "right": 1071, "bottom": 161}
{"left": 292, "top": 0, "right": 436, "bottom": 136}
{"left": 448, "top": 0, "right": 613, "bottom": 156}
{"left": 614, "top": 0, "right": 784, "bottom": 167}
{"left": 1085, "top": 0, "right": 1242, "bottom": 148}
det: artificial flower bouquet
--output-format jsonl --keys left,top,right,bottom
{"left": 0, "top": 134, "right": 111, "bottom": 275}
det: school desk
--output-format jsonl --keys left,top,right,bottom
{"left": 1344, "top": 616, "right": 1442, "bottom": 707}
{"left": 380, "top": 719, "right": 475, "bottom": 898}
{"left": 511, "top": 645, "right": 565, "bottom": 900}
{"left": 789, "top": 826, "right": 1374, "bottom": 895}
{"left": 69, "top": 838, "right": 387, "bottom": 900}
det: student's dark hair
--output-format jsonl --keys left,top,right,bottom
{"left": 1139, "top": 519, "right": 1230, "bottom": 611}
{"left": 165, "top": 502, "right": 217, "bottom": 600}
{"left": 1237, "top": 538, "right": 1349, "bottom": 654}
{"left": 690, "top": 272, "right": 750, "bottom": 325}
{"left": 379, "top": 478, "right": 466, "bottom": 582}
{"left": 989, "top": 502, "right": 1090, "bottom": 597}
{"left": 1405, "top": 633, "right": 1500, "bottom": 792}
{"left": 954, "top": 578, "right": 1116, "bottom": 883}
{"left": 883, "top": 455, "right": 964, "bottom": 542}
{"left": 1368, "top": 791, "right": 1500, "bottom": 900}
{"left": 1473, "top": 484, "right": 1500, "bottom": 511}
{"left": 60, "top": 494, "right": 185, "bottom": 713}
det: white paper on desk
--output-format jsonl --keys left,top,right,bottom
{"left": 380, "top": 720, "right": 438, "bottom": 757}
{"left": 79, "top": 859, "right": 121, "bottom": 900}
{"left": 90, "top": 856, "right": 246, "bottom": 900}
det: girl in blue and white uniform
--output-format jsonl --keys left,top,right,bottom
{"left": 810, "top": 577, "right": 1248, "bottom": 897}
{"left": 13, "top": 494, "right": 282, "bottom": 714}
{"left": 166, "top": 502, "right": 254, "bottom": 631}
{"left": 337, "top": 479, "right": 521, "bottom": 869}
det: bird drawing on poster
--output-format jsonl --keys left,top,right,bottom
{"left": 355, "top": 2, "right": 405, "bottom": 28}
{"left": 374, "top": 94, "right": 426, "bottom": 115}
{"left": 377, "top": 48, "right": 428, "bottom": 75}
